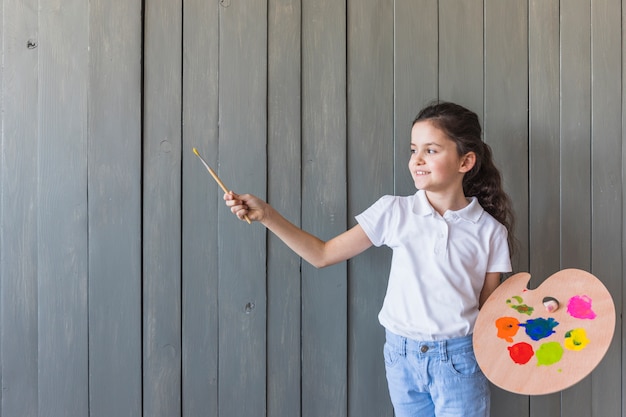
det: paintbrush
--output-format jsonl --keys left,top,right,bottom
{"left": 193, "top": 148, "right": 251, "bottom": 224}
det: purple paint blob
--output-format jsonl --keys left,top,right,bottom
{"left": 567, "top": 295, "right": 596, "bottom": 319}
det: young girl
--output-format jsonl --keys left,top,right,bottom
{"left": 224, "top": 101, "right": 515, "bottom": 417}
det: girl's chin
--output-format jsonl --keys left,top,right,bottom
{"left": 413, "top": 179, "right": 430, "bottom": 189}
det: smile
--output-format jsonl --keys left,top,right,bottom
{"left": 415, "top": 171, "right": 430, "bottom": 175}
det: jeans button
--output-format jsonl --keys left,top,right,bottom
{"left": 420, "top": 345, "right": 429, "bottom": 353}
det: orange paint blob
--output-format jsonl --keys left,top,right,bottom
{"left": 508, "top": 342, "right": 534, "bottom": 365}
{"left": 495, "top": 317, "right": 520, "bottom": 342}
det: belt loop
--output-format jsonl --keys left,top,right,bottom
{"left": 402, "top": 336, "right": 407, "bottom": 357}
{"left": 440, "top": 340, "right": 448, "bottom": 361}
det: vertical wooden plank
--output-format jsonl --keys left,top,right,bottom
{"left": 484, "top": 1, "right": 529, "bottom": 415}
{"left": 267, "top": 0, "right": 302, "bottom": 416}
{"left": 347, "top": 1, "right": 393, "bottom": 416}
{"left": 623, "top": 2, "right": 626, "bottom": 416}
{"left": 590, "top": 0, "right": 622, "bottom": 415}
{"left": 439, "top": 0, "right": 484, "bottom": 119}
{"left": 528, "top": 1, "right": 561, "bottom": 415}
{"left": 0, "top": 0, "right": 39, "bottom": 415}
{"left": 529, "top": 0, "right": 561, "bottom": 283}
{"left": 560, "top": 1, "right": 592, "bottom": 416}
{"left": 615, "top": 1, "right": 626, "bottom": 410}
{"left": 301, "top": 0, "right": 347, "bottom": 416}
{"left": 143, "top": 0, "right": 182, "bottom": 415}
{"left": 88, "top": 1, "right": 142, "bottom": 416}
{"left": 484, "top": 0, "right": 529, "bottom": 271}
{"left": 0, "top": 0, "right": 3, "bottom": 408}
{"left": 218, "top": 0, "right": 267, "bottom": 416}
{"left": 37, "top": 0, "right": 89, "bottom": 415}
{"left": 181, "top": 0, "right": 219, "bottom": 416}
{"left": 394, "top": 0, "right": 438, "bottom": 196}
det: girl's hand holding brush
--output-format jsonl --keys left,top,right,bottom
{"left": 224, "top": 192, "right": 268, "bottom": 223}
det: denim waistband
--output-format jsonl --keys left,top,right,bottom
{"left": 385, "top": 329, "right": 474, "bottom": 360}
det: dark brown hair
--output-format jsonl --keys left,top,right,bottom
{"left": 413, "top": 100, "right": 516, "bottom": 253}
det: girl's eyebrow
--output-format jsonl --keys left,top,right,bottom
{"left": 411, "top": 141, "right": 443, "bottom": 148}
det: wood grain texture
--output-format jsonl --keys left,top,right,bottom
{"left": 37, "top": 0, "right": 90, "bottom": 415}
{"left": 484, "top": 2, "right": 530, "bottom": 413}
{"left": 475, "top": 270, "right": 615, "bottom": 395}
{"left": 87, "top": 1, "right": 142, "bottom": 416}
{"left": 267, "top": 0, "right": 302, "bottom": 416}
{"left": 301, "top": 0, "right": 347, "bottom": 416}
{"left": 0, "top": 2, "right": 625, "bottom": 417}
{"left": 0, "top": 0, "right": 39, "bottom": 415}
{"left": 347, "top": 0, "right": 394, "bottom": 416}
{"left": 394, "top": 0, "right": 438, "bottom": 197}
{"left": 439, "top": 0, "right": 484, "bottom": 119}
{"left": 528, "top": 2, "right": 562, "bottom": 415}
{"left": 217, "top": 0, "right": 268, "bottom": 416}
{"left": 143, "top": 0, "right": 183, "bottom": 415}
{"left": 560, "top": 2, "right": 592, "bottom": 414}
{"left": 181, "top": 0, "right": 220, "bottom": 416}
{"left": 589, "top": 0, "right": 622, "bottom": 414}
{"left": 529, "top": 0, "right": 561, "bottom": 285}
{"left": 484, "top": 0, "right": 529, "bottom": 271}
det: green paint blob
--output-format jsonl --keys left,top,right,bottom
{"left": 535, "top": 342, "right": 563, "bottom": 366}
{"left": 506, "top": 295, "right": 534, "bottom": 316}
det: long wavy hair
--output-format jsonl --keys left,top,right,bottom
{"left": 413, "top": 101, "right": 516, "bottom": 254}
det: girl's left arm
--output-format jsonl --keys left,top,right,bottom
{"left": 479, "top": 272, "right": 501, "bottom": 309}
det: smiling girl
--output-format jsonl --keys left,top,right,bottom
{"left": 224, "top": 101, "right": 515, "bottom": 417}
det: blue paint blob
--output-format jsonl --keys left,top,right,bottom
{"left": 519, "top": 317, "right": 559, "bottom": 341}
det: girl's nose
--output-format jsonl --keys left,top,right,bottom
{"left": 412, "top": 153, "right": 424, "bottom": 164}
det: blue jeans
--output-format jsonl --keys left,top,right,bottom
{"left": 384, "top": 330, "right": 490, "bottom": 417}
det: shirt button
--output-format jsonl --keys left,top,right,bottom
{"left": 420, "top": 345, "right": 429, "bottom": 353}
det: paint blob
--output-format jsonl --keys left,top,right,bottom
{"left": 564, "top": 328, "right": 590, "bottom": 351}
{"left": 508, "top": 342, "right": 534, "bottom": 364}
{"left": 495, "top": 317, "right": 520, "bottom": 342}
{"left": 506, "top": 295, "right": 534, "bottom": 316}
{"left": 519, "top": 317, "right": 559, "bottom": 341}
{"left": 567, "top": 295, "right": 596, "bottom": 319}
{"left": 535, "top": 342, "right": 563, "bottom": 366}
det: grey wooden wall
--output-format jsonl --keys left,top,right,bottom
{"left": 0, "top": 1, "right": 623, "bottom": 416}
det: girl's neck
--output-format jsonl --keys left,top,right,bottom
{"left": 424, "top": 190, "right": 469, "bottom": 216}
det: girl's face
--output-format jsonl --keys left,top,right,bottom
{"left": 408, "top": 120, "right": 475, "bottom": 195}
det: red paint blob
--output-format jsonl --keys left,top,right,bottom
{"left": 508, "top": 342, "right": 534, "bottom": 365}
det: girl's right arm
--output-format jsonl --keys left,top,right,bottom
{"left": 224, "top": 192, "right": 373, "bottom": 268}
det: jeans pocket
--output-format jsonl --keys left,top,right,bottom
{"left": 448, "top": 349, "right": 482, "bottom": 376}
{"left": 383, "top": 342, "right": 402, "bottom": 368}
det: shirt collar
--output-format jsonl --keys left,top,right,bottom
{"left": 412, "top": 190, "right": 484, "bottom": 223}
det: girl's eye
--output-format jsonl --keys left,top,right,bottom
{"left": 427, "top": 148, "right": 436, "bottom": 154}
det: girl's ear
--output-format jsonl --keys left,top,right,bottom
{"left": 459, "top": 152, "right": 477, "bottom": 173}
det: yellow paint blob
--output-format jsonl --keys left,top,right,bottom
{"left": 564, "top": 328, "right": 590, "bottom": 351}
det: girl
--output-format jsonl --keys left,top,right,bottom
{"left": 224, "top": 101, "right": 515, "bottom": 417}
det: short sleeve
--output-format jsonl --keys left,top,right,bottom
{"left": 355, "top": 195, "right": 396, "bottom": 247}
{"left": 487, "top": 225, "right": 512, "bottom": 273}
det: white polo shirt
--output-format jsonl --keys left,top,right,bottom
{"left": 355, "top": 190, "right": 512, "bottom": 341}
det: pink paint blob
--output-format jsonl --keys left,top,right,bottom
{"left": 567, "top": 295, "right": 596, "bottom": 319}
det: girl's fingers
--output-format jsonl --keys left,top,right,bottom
{"left": 236, "top": 208, "right": 249, "bottom": 221}
{"left": 231, "top": 204, "right": 248, "bottom": 215}
{"left": 223, "top": 191, "right": 259, "bottom": 222}
{"left": 224, "top": 192, "right": 242, "bottom": 206}
{"left": 226, "top": 199, "right": 250, "bottom": 218}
